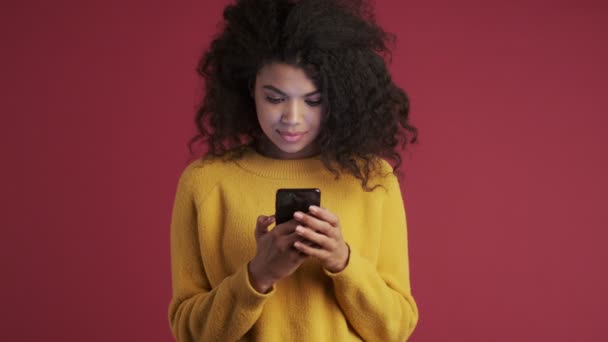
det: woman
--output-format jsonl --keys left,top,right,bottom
{"left": 168, "top": 0, "right": 419, "bottom": 340}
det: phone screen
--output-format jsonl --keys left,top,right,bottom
{"left": 275, "top": 188, "right": 321, "bottom": 224}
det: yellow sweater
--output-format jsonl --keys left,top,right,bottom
{"left": 168, "top": 148, "right": 418, "bottom": 341}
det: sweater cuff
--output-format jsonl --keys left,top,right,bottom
{"left": 323, "top": 247, "right": 369, "bottom": 283}
{"left": 228, "top": 263, "right": 275, "bottom": 308}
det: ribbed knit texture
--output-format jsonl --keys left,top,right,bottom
{"left": 168, "top": 148, "right": 418, "bottom": 341}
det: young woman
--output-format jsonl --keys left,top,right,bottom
{"left": 168, "top": 0, "right": 419, "bottom": 341}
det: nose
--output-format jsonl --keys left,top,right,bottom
{"left": 280, "top": 100, "right": 302, "bottom": 125}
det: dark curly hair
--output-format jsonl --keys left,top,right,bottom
{"left": 188, "top": 0, "right": 419, "bottom": 190}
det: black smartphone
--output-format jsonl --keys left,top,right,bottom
{"left": 275, "top": 188, "right": 321, "bottom": 225}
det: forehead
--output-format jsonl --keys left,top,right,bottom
{"left": 255, "top": 63, "right": 318, "bottom": 95}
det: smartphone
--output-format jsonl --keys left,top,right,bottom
{"left": 275, "top": 188, "right": 321, "bottom": 225}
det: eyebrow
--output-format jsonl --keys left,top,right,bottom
{"left": 262, "top": 85, "right": 320, "bottom": 97}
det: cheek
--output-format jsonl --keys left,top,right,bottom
{"left": 257, "top": 108, "right": 279, "bottom": 126}
{"left": 254, "top": 93, "right": 269, "bottom": 114}
{"left": 254, "top": 101, "right": 274, "bottom": 124}
{"left": 309, "top": 108, "right": 323, "bottom": 129}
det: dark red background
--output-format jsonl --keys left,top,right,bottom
{"left": 2, "top": 0, "right": 606, "bottom": 341}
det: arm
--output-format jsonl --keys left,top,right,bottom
{"left": 323, "top": 174, "right": 419, "bottom": 341}
{"left": 167, "top": 166, "right": 273, "bottom": 342}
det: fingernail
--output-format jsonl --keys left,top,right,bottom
{"left": 309, "top": 205, "right": 318, "bottom": 212}
{"left": 294, "top": 212, "right": 303, "bottom": 219}
{"left": 296, "top": 226, "right": 304, "bottom": 233}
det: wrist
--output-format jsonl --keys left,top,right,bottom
{"left": 247, "top": 261, "right": 274, "bottom": 294}
{"left": 326, "top": 243, "right": 351, "bottom": 273}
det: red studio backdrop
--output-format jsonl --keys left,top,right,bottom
{"left": 2, "top": 0, "right": 607, "bottom": 341}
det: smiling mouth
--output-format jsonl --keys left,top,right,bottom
{"left": 277, "top": 130, "right": 307, "bottom": 142}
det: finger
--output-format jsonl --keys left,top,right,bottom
{"left": 287, "top": 232, "right": 320, "bottom": 248}
{"left": 293, "top": 211, "right": 332, "bottom": 236}
{"left": 254, "top": 215, "right": 274, "bottom": 239}
{"left": 284, "top": 233, "right": 312, "bottom": 257}
{"left": 307, "top": 205, "right": 340, "bottom": 227}
{"left": 293, "top": 240, "right": 329, "bottom": 259}
{"left": 295, "top": 225, "right": 332, "bottom": 249}
{"left": 283, "top": 232, "right": 309, "bottom": 248}
{"left": 274, "top": 219, "right": 299, "bottom": 235}
{"left": 301, "top": 240, "right": 321, "bottom": 248}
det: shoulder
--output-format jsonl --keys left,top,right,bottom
{"left": 365, "top": 157, "right": 400, "bottom": 191}
{"left": 376, "top": 158, "right": 395, "bottom": 176}
{"left": 175, "top": 155, "right": 239, "bottom": 198}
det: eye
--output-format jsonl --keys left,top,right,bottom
{"left": 306, "top": 99, "right": 322, "bottom": 107}
{"left": 265, "top": 96, "right": 283, "bottom": 104}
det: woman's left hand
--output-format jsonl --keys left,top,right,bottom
{"left": 293, "top": 205, "right": 350, "bottom": 273}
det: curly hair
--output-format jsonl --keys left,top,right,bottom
{"left": 188, "top": 0, "right": 419, "bottom": 190}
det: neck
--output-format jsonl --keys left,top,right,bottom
{"left": 254, "top": 138, "right": 320, "bottom": 160}
{"left": 234, "top": 146, "right": 328, "bottom": 179}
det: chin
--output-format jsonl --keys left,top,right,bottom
{"left": 271, "top": 136, "right": 309, "bottom": 152}
{"left": 277, "top": 145, "right": 307, "bottom": 154}
{"left": 280, "top": 141, "right": 305, "bottom": 150}
{"left": 272, "top": 140, "right": 316, "bottom": 157}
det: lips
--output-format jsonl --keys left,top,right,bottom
{"left": 277, "top": 130, "right": 307, "bottom": 143}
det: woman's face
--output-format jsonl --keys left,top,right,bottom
{"left": 253, "top": 62, "right": 324, "bottom": 159}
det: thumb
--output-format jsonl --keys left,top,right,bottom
{"left": 254, "top": 215, "right": 274, "bottom": 239}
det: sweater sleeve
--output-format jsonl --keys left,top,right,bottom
{"left": 167, "top": 165, "right": 274, "bottom": 342}
{"left": 323, "top": 173, "right": 419, "bottom": 341}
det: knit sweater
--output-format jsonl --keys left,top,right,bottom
{"left": 168, "top": 148, "right": 418, "bottom": 341}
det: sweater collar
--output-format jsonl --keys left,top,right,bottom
{"left": 233, "top": 147, "right": 330, "bottom": 179}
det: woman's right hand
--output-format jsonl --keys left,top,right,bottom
{"left": 247, "top": 215, "right": 308, "bottom": 293}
